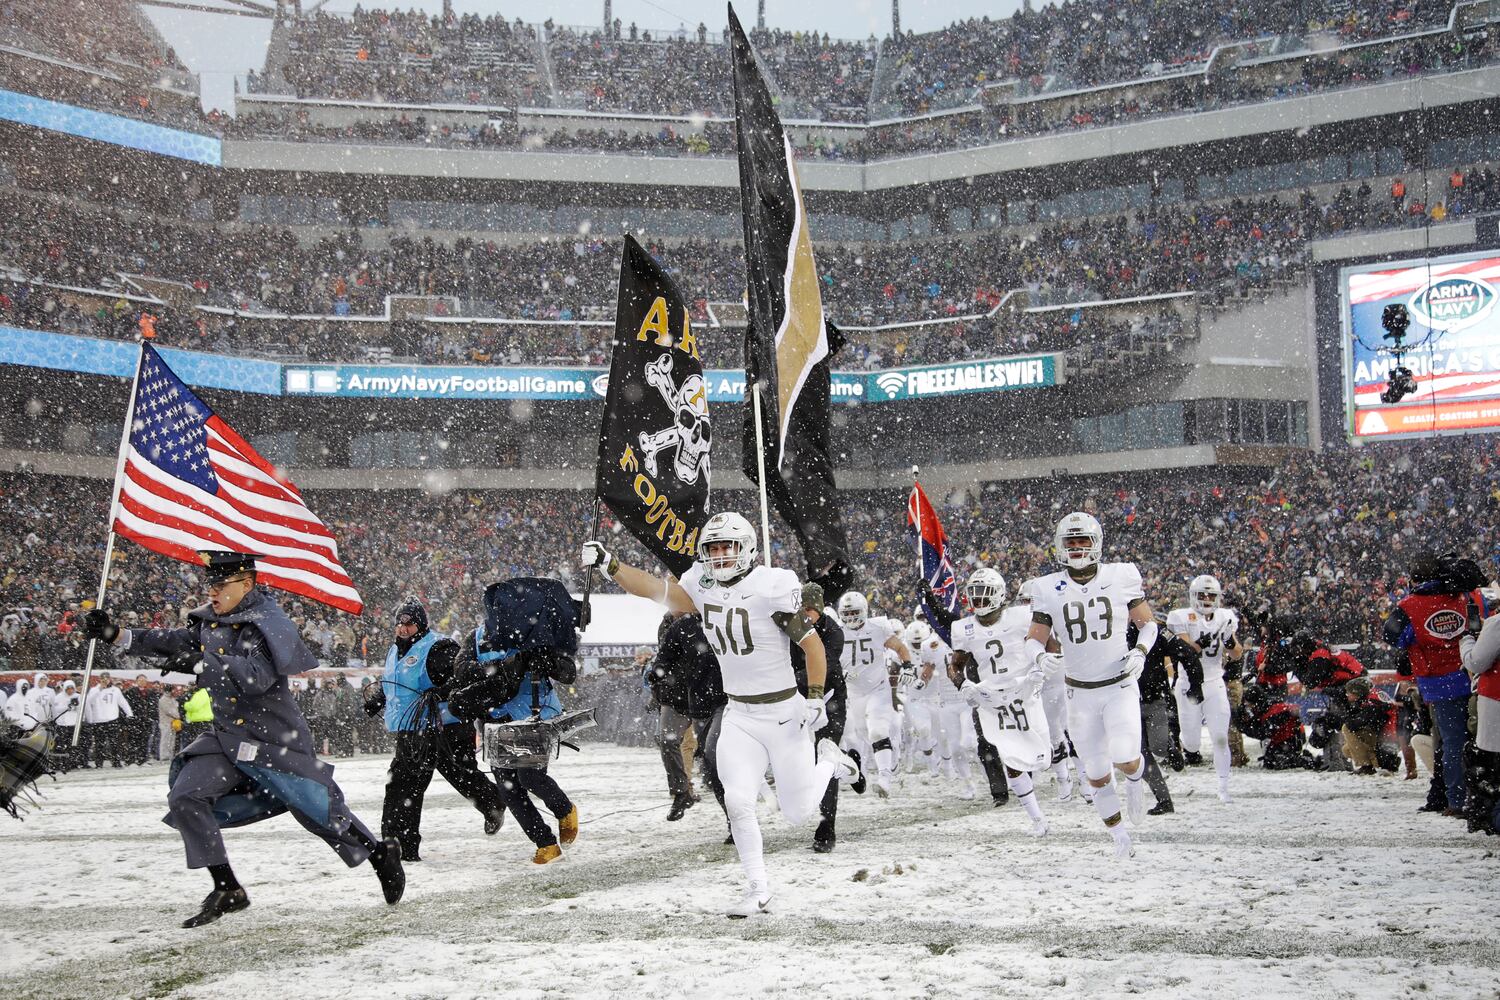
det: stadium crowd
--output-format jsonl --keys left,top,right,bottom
{"left": 4, "top": 0, "right": 1494, "bottom": 162}
{"left": 6, "top": 165, "right": 1499, "bottom": 369}
{"left": 1, "top": 433, "right": 1494, "bottom": 666}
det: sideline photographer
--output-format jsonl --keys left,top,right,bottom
{"left": 1384, "top": 551, "right": 1486, "bottom": 817}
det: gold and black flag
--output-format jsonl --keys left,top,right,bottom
{"left": 728, "top": 3, "right": 853, "bottom": 597}
{"left": 595, "top": 235, "right": 711, "bottom": 577}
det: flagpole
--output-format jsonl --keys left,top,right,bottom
{"left": 579, "top": 494, "right": 602, "bottom": 631}
{"left": 751, "top": 382, "right": 773, "bottom": 567}
{"left": 912, "top": 464, "right": 924, "bottom": 587}
{"left": 73, "top": 338, "right": 147, "bottom": 746}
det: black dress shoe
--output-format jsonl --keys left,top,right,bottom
{"left": 1147, "top": 801, "right": 1175, "bottom": 816}
{"left": 182, "top": 888, "right": 250, "bottom": 928}
{"left": 847, "top": 749, "right": 867, "bottom": 795}
{"left": 484, "top": 810, "right": 505, "bottom": 835}
{"left": 371, "top": 838, "right": 406, "bottom": 905}
{"left": 666, "top": 794, "right": 694, "bottom": 822}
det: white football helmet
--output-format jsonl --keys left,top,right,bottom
{"left": 697, "top": 512, "right": 758, "bottom": 583}
{"left": 965, "top": 568, "right": 1007, "bottom": 617}
{"left": 837, "top": 592, "right": 869, "bottom": 629}
{"left": 1190, "top": 575, "right": 1222, "bottom": 613}
{"left": 904, "top": 619, "right": 933, "bottom": 650}
{"left": 1015, "top": 578, "right": 1039, "bottom": 605}
{"left": 1054, "top": 512, "right": 1103, "bottom": 570}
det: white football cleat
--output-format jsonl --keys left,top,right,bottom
{"left": 1056, "top": 775, "right": 1075, "bottom": 803}
{"left": 817, "top": 738, "right": 861, "bottom": 784}
{"left": 1028, "top": 816, "right": 1049, "bottom": 838}
{"left": 873, "top": 773, "right": 892, "bottom": 799}
{"left": 726, "top": 886, "right": 773, "bottom": 919}
{"left": 958, "top": 780, "right": 976, "bottom": 800}
{"left": 1111, "top": 828, "right": 1135, "bottom": 860}
{"left": 1217, "top": 788, "right": 1233, "bottom": 804}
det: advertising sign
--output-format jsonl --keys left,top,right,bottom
{"left": 1343, "top": 252, "right": 1500, "bottom": 441}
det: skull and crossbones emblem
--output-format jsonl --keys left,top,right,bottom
{"left": 638, "top": 354, "right": 711, "bottom": 486}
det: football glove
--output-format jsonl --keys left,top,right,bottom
{"left": 580, "top": 541, "right": 618, "bottom": 578}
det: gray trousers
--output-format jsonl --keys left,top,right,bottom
{"left": 167, "top": 752, "right": 375, "bottom": 869}
{"left": 657, "top": 706, "right": 710, "bottom": 799}
{"left": 1140, "top": 700, "right": 1173, "bottom": 807}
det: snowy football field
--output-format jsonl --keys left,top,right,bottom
{"left": 3, "top": 745, "right": 1497, "bottom": 1000}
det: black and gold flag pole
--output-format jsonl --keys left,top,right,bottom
{"left": 729, "top": 2, "right": 855, "bottom": 598}
{"left": 593, "top": 235, "right": 712, "bottom": 583}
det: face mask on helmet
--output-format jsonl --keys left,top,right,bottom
{"left": 904, "top": 621, "right": 932, "bottom": 649}
{"left": 965, "top": 569, "right": 1007, "bottom": 616}
{"left": 697, "top": 513, "right": 757, "bottom": 583}
{"left": 1054, "top": 513, "right": 1103, "bottom": 570}
{"left": 838, "top": 593, "right": 868, "bottom": 629}
{"left": 1191, "top": 579, "right": 1221, "bottom": 613}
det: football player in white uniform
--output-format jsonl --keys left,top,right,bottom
{"left": 903, "top": 619, "right": 977, "bottom": 796}
{"left": 1167, "top": 575, "right": 1241, "bottom": 804}
{"left": 835, "top": 594, "right": 914, "bottom": 798}
{"left": 582, "top": 512, "right": 860, "bottom": 917}
{"left": 949, "top": 568, "right": 1053, "bottom": 836}
{"left": 1016, "top": 579, "right": 1082, "bottom": 804}
{"left": 1027, "top": 512, "right": 1158, "bottom": 858}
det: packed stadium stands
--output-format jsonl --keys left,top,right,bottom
{"left": 2, "top": 430, "right": 1493, "bottom": 674}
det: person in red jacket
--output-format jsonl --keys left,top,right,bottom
{"left": 1384, "top": 551, "right": 1486, "bottom": 817}
{"left": 1233, "top": 683, "right": 1309, "bottom": 770}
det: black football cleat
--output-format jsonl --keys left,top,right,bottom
{"left": 666, "top": 794, "right": 694, "bottom": 822}
{"left": 1147, "top": 801, "right": 1175, "bottom": 816}
{"left": 182, "top": 888, "right": 250, "bottom": 928}
{"left": 484, "top": 810, "right": 505, "bottom": 835}
{"left": 847, "top": 749, "right": 867, "bottom": 795}
{"left": 371, "top": 837, "right": 406, "bottom": 905}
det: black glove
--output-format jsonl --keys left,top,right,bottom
{"left": 1187, "top": 684, "right": 1205, "bottom": 704}
{"left": 82, "top": 609, "right": 119, "bottom": 644}
{"left": 1467, "top": 596, "right": 1484, "bottom": 637}
{"left": 363, "top": 685, "right": 387, "bottom": 717}
{"left": 161, "top": 649, "right": 203, "bottom": 675}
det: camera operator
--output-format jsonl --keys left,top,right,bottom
{"left": 448, "top": 578, "right": 580, "bottom": 865}
{"left": 1339, "top": 677, "right": 1397, "bottom": 775}
{"left": 1384, "top": 551, "right": 1486, "bottom": 816}
{"left": 1233, "top": 683, "right": 1310, "bottom": 770}
{"left": 1288, "top": 634, "right": 1366, "bottom": 771}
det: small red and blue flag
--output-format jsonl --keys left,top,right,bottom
{"left": 907, "top": 480, "right": 957, "bottom": 643}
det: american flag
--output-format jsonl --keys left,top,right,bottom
{"left": 907, "top": 481, "right": 958, "bottom": 644}
{"left": 112, "top": 345, "right": 363, "bottom": 614}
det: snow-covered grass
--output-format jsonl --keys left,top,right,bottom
{"left": 2, "top": 746, "right": 1497, "bottom": 999}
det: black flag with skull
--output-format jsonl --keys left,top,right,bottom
{"left": 594, "top": 235, "right": 712, "bottom": 578}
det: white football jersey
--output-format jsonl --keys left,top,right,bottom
{"left": 912, "top": 630, "right": 955, "bottom": 700}
{"left": 840, "top": 616, "right": 899, "bottom": 697}
{"left": 949, "top": 606, "right": 1033, "bottom": 690}
{"left": 678, "top": 561, "right": 802, "bottom": 699}
{"left": 1030, "top": 562, "right": 1147, "bottom": 682}
{"left": 1167, "top": 606, "right": 1239, "bottom": 682}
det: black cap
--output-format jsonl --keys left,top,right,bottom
{"left": 197, "top": 550, "right": 259, "bottom": 584}
{"left": 395, "top": 597, "right": 428, "bottom": 634}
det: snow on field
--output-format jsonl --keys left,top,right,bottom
{"left": 3, "top": 745, "right": 1498, "bottom": 1000}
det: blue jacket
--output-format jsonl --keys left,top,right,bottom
{"left": 474, "top": 628, "right": 562, "bottom": 722}
{"left": 383, "top": 630, "right": 459, "bottom": 731}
